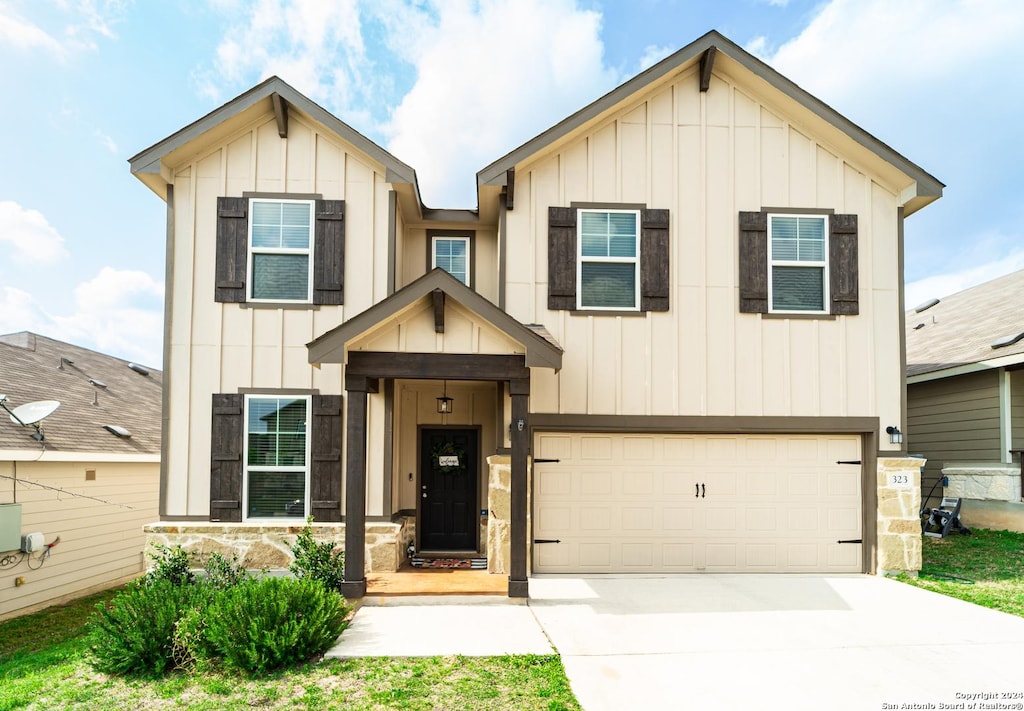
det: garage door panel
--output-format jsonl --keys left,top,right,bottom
{"left": 533, "top": 433, "right": 862, "bottom": 574}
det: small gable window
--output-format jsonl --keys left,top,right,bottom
{"left": 432, "top": 235, "right": 470, "bottom": 286}
{"left": 768, "top": 214, "right": 827, "bottom": 313}
{"left": 249, "top": 199, "right": 314, "bottom": 302}
{"left": 578, "top": 209, "right": 640, "bottom": 310}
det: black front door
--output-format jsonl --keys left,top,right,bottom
{"left": 419, "top": 428, "right": 478, "bottom": 551}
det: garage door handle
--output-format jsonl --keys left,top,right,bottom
{"left": 701, "top": 483, "right": 705, "bottom": 498}
{"left": 695, "top": 483, "right": 699, "bottom": 498}
{"left": 534, "top": 539, "right": 561, "bottom": 544}
{"left": 837, "top": 539, "right": 863, "bottom": 544}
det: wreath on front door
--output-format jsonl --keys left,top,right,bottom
{"left": 431, "top": 440, "right": 466, "bottom": 474}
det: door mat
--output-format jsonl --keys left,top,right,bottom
{"left": 410, "top": 557, "right": 487, "bottom": 569}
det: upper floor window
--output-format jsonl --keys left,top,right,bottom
{"left": 577, "top": 209, "right": 640, "bottom": 310}
{"left": 249, "top": 199, "right": 314, "bottom": 302}
{"left": 244, "top": 395, "right": 310, "bottom": 520}
{"left": 768, "top": 214, "right": 827, "bottom": 313}
{"left": 215, "top": 195, "right": 345, "bottom": 306}
{"left": 432, "top": 235, "right": 470, "bottom": 286}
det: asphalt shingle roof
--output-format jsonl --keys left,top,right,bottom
{"left": 0, "top": 332, "right": 161, "bottom": 455}
{"left": 905, "top": 269, "right": 1024, "bottom": 378}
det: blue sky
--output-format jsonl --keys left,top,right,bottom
{"left": 1, "top": 0, "right": 1021, "bottom": 368}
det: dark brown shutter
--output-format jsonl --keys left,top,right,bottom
{"left": 309, "top": 394, "right": 343, "bottom": 522}
{"left": 640, "top": 209, "right": 670, "bottom": 312}
{"left": 548, "top": 206, "right": 577, "bottom": 310}
{"left": 215, "top": 197, "right": 248, "bottom": 303}
{"left": 313, "top": 199, "right": 345, "bottom": 305}
{"left": 829, "top": 213, "right": 859, "bottom": 315}
{"left": 738, "top": 211, "right": 768, "bottom": 313}
{"left": 210, "top": 393, "right": 243, "bottom": 522}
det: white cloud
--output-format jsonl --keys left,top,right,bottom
{"left": 637, "top": 44, "right": 673, "bottom": 72}
{"left": 905, "top": 249, "right": 1024, "bottom": 308}
{"left": 0, "top": 269, "right": 163, "bottom": 368}
{"left": 384, "top": 0, "right": 616, "bottom": 207}
{"left": 0, "top": 201, "right": 70, "bottom": 263}
{"left": 95, "top": 130, "right": 118, "bottom": 153}
{"left": 0, "top": 4, "right": 67, "bottom": 57}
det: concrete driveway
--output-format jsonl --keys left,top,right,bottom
{"left": 528, "top": 575, "right": 1024, "bottom": 711}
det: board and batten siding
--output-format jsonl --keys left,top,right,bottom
{"left": 397, "top": 227, "right": 500, "bottom": 305}
{"left": 0, "top": 461, "right": 159, "bottom": 620}
{"left": 907, "top": 370, "right": 1002, "bottom": 504}
{"left": 164, "top": 112, "right": 394, "bottom": 517}
{"left": 505, "top": 61, "right": 904, "bottom": 432}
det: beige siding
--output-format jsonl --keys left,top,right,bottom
{"left": 397, "top": 227, "right": 500, "bottom": 305}
{"left": 164, "top": 112, "right": 394, "bottom": 516}
{"left": 0, "top": 460, "right": 159, "bottom": 620}
{"left": 507, "top": 64, "right": 905, "bottom": 434}
{"left": 907, "top": 370, "right": 1001, "bottom": 503}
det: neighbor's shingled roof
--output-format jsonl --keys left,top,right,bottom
{"left": 0, "top": 332, "right": 161, "bottom": 455}
{"left": 905, "top": 269, "right": 1024, "bottom": 378}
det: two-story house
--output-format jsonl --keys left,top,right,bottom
{"left": 131, "top": 31, "right": 941, "bottom": 598}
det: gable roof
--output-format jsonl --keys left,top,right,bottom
{"left": 307, "top": 269, "right": 562, "bottom": 370}
{"left": 0, "top": 332, "right": 162, "bottom": 457}
{"left": 128, "top": 76, "right": 419, "bottom": 202}
{"left": 906, "top": 269, "right": 1024, "bottom": 380}
{"left": 477, "top": 30, "right": 943, "bottom": 216}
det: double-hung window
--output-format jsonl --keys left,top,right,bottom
{"left": 577, "top": 208, "right": 640, "bottom": 310}
{"left": 243, "top": 395, "right": 310, "bottom": 520}
{"left": 768, "top": 214, "right": 828, "bottom": 313}
{"left": 248, "top": 198, "right": 314, "bottom": 302}
{"left": 432, "top": 235, "right": 470, "bottom": 286}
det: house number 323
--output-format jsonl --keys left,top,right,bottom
{"left": 887, "top": 473, "right": 911, "bottom": 488}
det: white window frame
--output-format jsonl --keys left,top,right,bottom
{"left": 576, "top": 208, "right": 641, "bottom": 311}
{"left": 247, "top": 198, "right": 314, "bottom": 303}
{"left": 242, "top": 394, "right": 311, "bottom": 522}
{"left": 431, "top": 235, "right": 471, "bottom": 286}
{"left": 767, "top": 213, "right": 829, "bottom": 314}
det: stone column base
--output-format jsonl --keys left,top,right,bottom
{"left": 876, "top": 457, "right": 924, "bottom": 575}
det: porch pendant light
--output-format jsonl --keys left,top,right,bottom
{"left": 436, "top": 380, "right": 454, "bottom": 414}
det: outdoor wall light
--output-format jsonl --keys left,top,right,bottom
{"left": 886, "top": 426, "right": 903, "bottom": 445}
{"left": 436, "top": 381, "right": 454, "bottom": 414}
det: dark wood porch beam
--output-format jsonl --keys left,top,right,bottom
{"left": 341, "top": 376, "right": 378, "bottom": 599}
{"left": 347, "top": 351, "right": 529, "bottom": 381}
{"left": 271, "top": 93, "right": 289, "bottom": 137}
{"left": 508, "top": 376, "right": 530, "bottom": 598}
{"left": 699, "top": 46, "right": 717, "bottom": 92}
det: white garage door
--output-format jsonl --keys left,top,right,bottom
{"left": 533, "top": 433, "right": 862, "bottom": 573}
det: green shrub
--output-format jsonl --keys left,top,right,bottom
{"left": 289, "top": 518, "right": 345, "bottom": 592}
{"left": 203, "top": 550, "right": 249, "bottom": 590}
{"left": 203, "top": 576, "right": 349, "bottom": 673}
{"left": 145, "top": 543, "right": 195, "bottom": 586}
{"left": 86, "top": 579, "right": 207, "bottom": 676}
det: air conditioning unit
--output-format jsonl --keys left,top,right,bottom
{"left": 21, "top": 532, "right": 44, "bottom": 553}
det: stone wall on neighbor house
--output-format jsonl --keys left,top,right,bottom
{"left": 876, "top": 457, "right": 924, "bottom": 575}
{"left": 942, "top": 463, "right": 1022, "bottom": 502}
{"left": 144, "top": 518, "right": 414, "bottom": 574}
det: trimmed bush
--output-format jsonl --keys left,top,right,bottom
{"left": 86, "top": 579, "right": 209, "bottom": 676}
{"left": 145, "top": 543, "right": 195, "bottom": 586}
{"left": 289, "top": 518, "right": 345, "bottom": 592}
{"left": 203, "top": 576, "right": 349, "bottom": 673}
{"left": 203, "top": 550, "right": 249, "bottom": 590}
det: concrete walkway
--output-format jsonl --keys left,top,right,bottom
{"left": 325, "top": 576, "right": 1024, "bottom": 710}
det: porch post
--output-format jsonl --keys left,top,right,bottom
{"left": 508, "top": 377, "right": 530, "bottom": 598}
{"left": 342, "top": 374, "right": 378, "bottom": 599}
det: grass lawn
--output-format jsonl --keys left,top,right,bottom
{"left": 901, "top": 528, "right": 1024, "bottom": 617}
{"left": 0, "top": 589, "right": 580, "bottom": 710}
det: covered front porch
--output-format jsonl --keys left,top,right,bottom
{"left": 307, "top": 269, "right": 562, "bottom": 598}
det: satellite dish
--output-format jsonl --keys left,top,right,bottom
{"left": 10, "top": 400, "right": 60, "bottom": 426}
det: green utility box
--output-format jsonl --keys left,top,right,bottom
{"left": 0, "top": 504, "right": 22, "bottom": 552}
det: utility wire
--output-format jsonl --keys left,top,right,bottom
{"left": 0, "top": 473, "right": 135, "bottom": 510}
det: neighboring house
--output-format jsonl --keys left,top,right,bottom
{"left": 0, "top": 332, "right": 161, "bottom": 619}
{"left": 906, "top": 269, "right": 1024, "bottom": 531}
{"left": 130, "top": 30, "right": 941, "bottom": 598}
